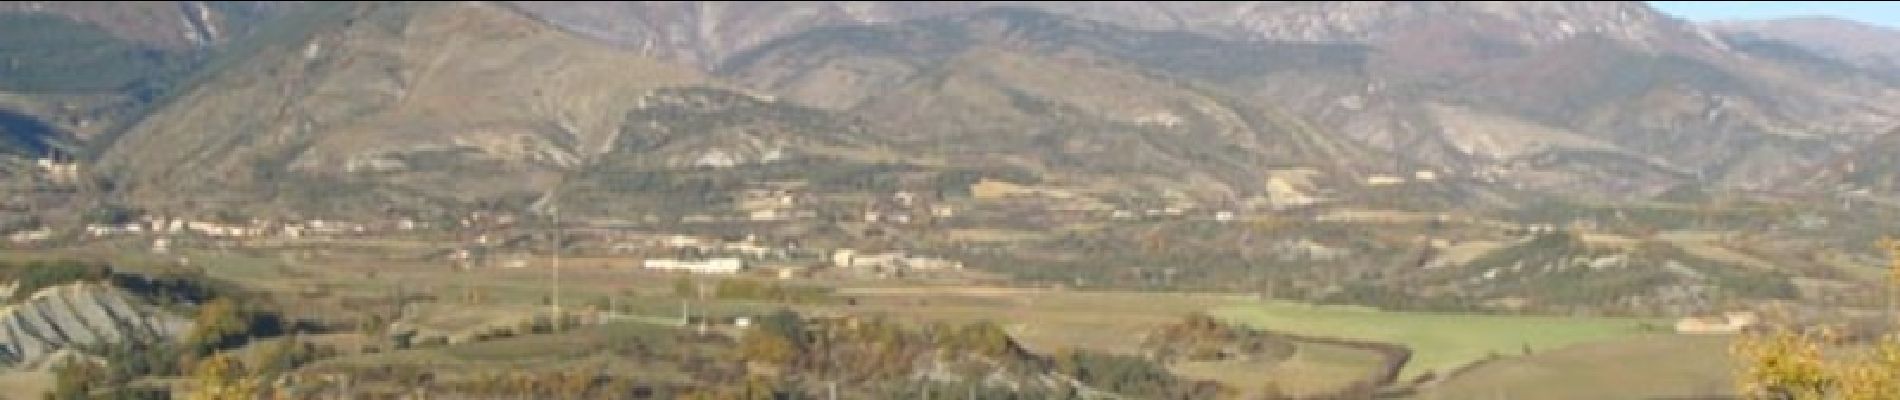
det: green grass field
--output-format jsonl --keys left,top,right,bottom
{"left": 1209, "top": 301, "right": 1667, "bottom": 379}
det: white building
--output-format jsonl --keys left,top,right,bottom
{"left": 721, "top": 242, "right": 776, "bottom": 258}
{"left": 904, "top": 257, "right": 964, "bottom": 270}
{"left": 7, "top": 228, "right": 52, "bottom": 243}
{"left": 186, "top": 221, "right": 260, "bottom": 237}
{"left": 643, "top": 258, "right": 745, "bottom": 275}
{"left": 831, "top": 249, "right": 857, "bottom": 269}
{"left": 749, "top": 209, "right": 786, "bottom": 222}
{"left": 840, "top": 252, "right": 907, "bottom": 270}
{"left": 664, "top": 235, "right": 709, "bottom": 248}
{"left": 1365, "top": 175, "right": 1407, "bottom": 186}
{"left": 35, "top": 158, "right": 80, "bottom": 184}
{"left": 85, "top": 224, "right": 145, "bottom": 237}
{"left": 1675, "top": 311, "right": 1761, "bottom": 335}
{"left": 832, "top": 249, "right": 962, "bottom": 271}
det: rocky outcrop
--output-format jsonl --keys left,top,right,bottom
{"left": 0, "top": 283, "right": 190, "bottom": 367}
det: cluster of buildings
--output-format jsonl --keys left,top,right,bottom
{"left": 635, "top": 247, "right": 967, "bottom": 278}
{"left": 34, "top": 158, "right": 81, "bottom": 186}
{"left": 79, "top": 216, "right": 392, "bottom": 239}
{"left": 830, "top": 249, "right": 964, "bottom": 272}
{"left": 1361, "top": 170, "right": 1441, "bottom": 187}
{"left": 643, "top": 258, "right": 746, "bottom": 275}
{"left": 859, "top": 191, "right": 955, "bottom": 225}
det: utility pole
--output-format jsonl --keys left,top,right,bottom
{"left": 551, "top": 196, "right": 562, "bottom": 324}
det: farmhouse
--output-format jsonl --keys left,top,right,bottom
{"left": 1674, "top": 311, "right": 1761, "bottom": 334}
{"left": 831, "top": 249, "right": 965, "bottom": 271}
{"left": 904, "top": 257, "right": 964, "bottom": 270}
{"left": 644, "top": 258, "right": 745, "bottom": 275}
{"left": 7, "top": 228, "right": 51, "bottom": 243}
{"left": 1365, "top": 175, "right": 1407, "bottom": 186}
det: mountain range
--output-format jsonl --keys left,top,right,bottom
{"left": 0, "top": 1, "right": 1895, "bottom": 218}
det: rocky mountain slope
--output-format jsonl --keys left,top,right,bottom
{"left": 509, "top": 2, "right": 1696, "bottom": 69}
{"left": 0, "top": 282, "right": 189, "bottom": 367}
{"left": 516, "top": 1, "right": 1900, "bottom": 201}
{"left": 72, "top": 1, "right": 1900, "bottom": 216}
{"left": 0, "top": 1, "right": 292, "bottom": 50}
{"left": 0, "top": 1, "right": 303, "bottom": 160}
{"left": 96, "top": 2, "right": 712, "bottom": 216}
{"left": 721, "top": 8, "right": 1396, "bottom": 200}
{"left": 1710, "top": 17, "right": 1900, "bottom": 78}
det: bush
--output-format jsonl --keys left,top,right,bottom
{"left": 0, "top": 259, "right": 112, "bottom": 301}
{"left": 711, "top": 278, "right": 831, "bottom": 303}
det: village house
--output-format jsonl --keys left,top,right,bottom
{"left": 718, "top": 242, "right": 778, "bottom": 258}
{"left": 833, "top": 249, "right": 906, "bottom": 270}
{"left": 84, "top": 223, "right": 145, "bottom": 237}
{"left": 1365, "top": 175, "right": 1408, "bottom": 186}
{"left": 663, "top": 235, "right": 711, "bottom": 249}
{"left": 1675, "top": 311, "right": 1761, "bottom": 334}
{"left": 35, "top": 158, "right": 80, "bottom": 185}
{"left": 302, "top": 219, "right": 365, "bottom": 236}
{"left": 643, "top": 258, "right": 746, "bottom": 275}
{"left": 7, "top": 227, "right": 51, "bottom": 243}
{"left": 749, "top": 209, "right": 786, "bottom": 222}
{"left": 831, "top": 249, "right": 965, "bottom": 272}
{"left": 904, "top": 257, "right": 964, "bottom": 270}
{"left": 186, "top": 221, "right": 262, "bottom": 238}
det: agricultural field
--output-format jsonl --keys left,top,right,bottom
{"left": 812, "top": 287, "right": 1398, "bottom": 397}
{"left": 1416, "top": 334, "right": 1737, "bottom": 400}
{"left": 1171, "top": 339, "right": 1390, "bottom": 398}
{"left": 1208, "top": 301, "right": 1668, "bottom": 379}
{"left": 0, "top": 241, "right": 1729, "bottom": 398}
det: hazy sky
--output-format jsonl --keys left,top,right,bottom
{"left": 1649, "top": 1, "right": 1900, "bottom": 28}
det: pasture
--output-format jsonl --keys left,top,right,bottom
{"left": 1208, "top": 301, "right": 1667, "bottom": 379}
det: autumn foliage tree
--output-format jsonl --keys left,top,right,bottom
{"left": 1733, "top": 238, "right": 1900, "bottom": 399}
{"left": 185, "top": 353, "right": 262, "bottom": 400}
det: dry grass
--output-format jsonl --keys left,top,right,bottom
{"left": 813, "top": 287, "right": 1394, "bottom": 398}
{"left": 1316, "top": 209, "right": 1442, "bottom": 224}
{"left": 819, "top": 287, "right": 1245, "bottom": 354}
{"left": 0, "top": 371, "right": 53, "bottom": 400}
{"left": 1658, "top": 231, "right": 1781, "bottom": 271}
{"left": 1434, "top": 240, "right": 1507, "bottom": 267}
{"left": 1417, "top": 334, "right": 1736, "bottom": 400}
{"left": 1172, "top": 340, "right": 1389, "bottom": 398}
{"left": 944, "top": 228, "right": 1050, "bottom": 243}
